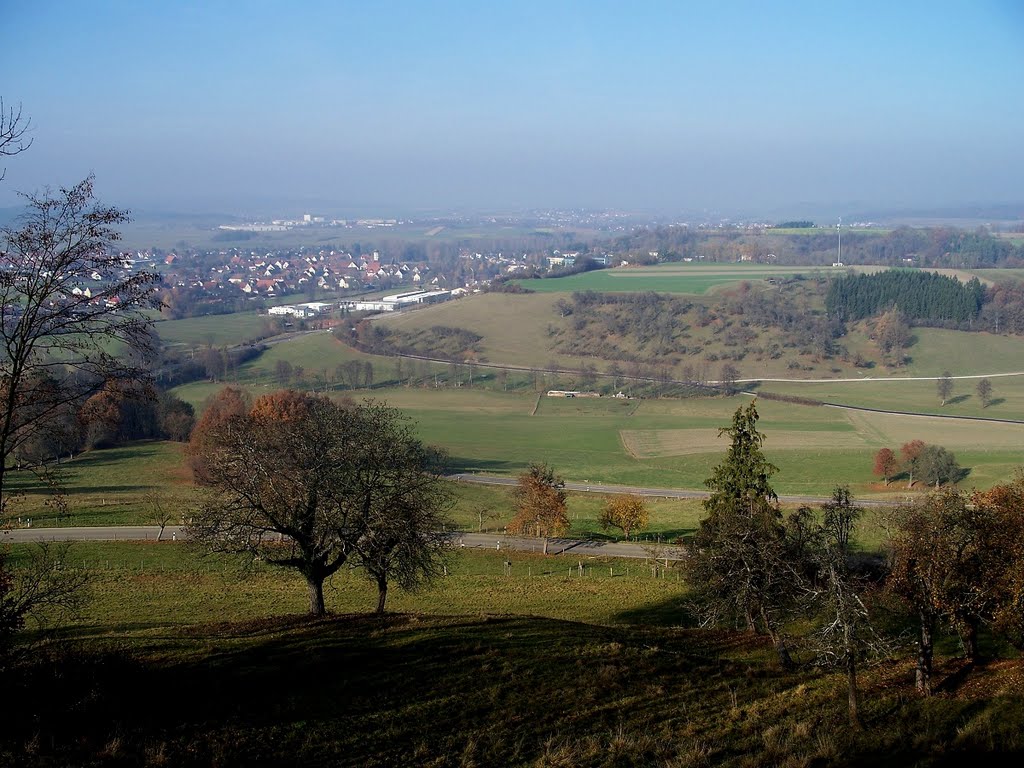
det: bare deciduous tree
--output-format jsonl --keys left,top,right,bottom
{"left": 189, "top": 392, "right": 452, "bottom": 616}
{"left": 0, "top": 177, "right": 160, "bottom": 517}
{"left": 0, "top": 98, "right": 32, "bottom": 181}
{"left": 976, "top": 377, "right": 993, "bottom": 408}
{"left": 937, "top": 371, "right": 953, "bottom": 406}
{"left": 1, "top": 542, "right": 88, "bottom": 659}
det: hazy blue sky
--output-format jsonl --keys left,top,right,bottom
{"left": 2, "top": 1, "right": 1022, "bottom": 215}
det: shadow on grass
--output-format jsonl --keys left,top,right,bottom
{"left": 447, "top": 455, "right": 518, "bottom": 473}
{"left": 48, "top": 484, "right": 148, "bottom": 495}
{"left": 612, "top": 594, "right": 694, "bottom": 628}
{"left": 6, "top": 612, "right": 1024, "bottom": 767}
{"left": 1, "top": 613, "right": 732, "bottom": 767}
{"left": 64, "top": 442, "right": 168, "bottom": 467}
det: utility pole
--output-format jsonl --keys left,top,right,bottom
{"left": 837, "top": 216, "right": 842, "bottom": 264}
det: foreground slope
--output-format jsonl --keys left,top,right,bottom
{"left": 4, "top": 613, "right": 1023, "bottom": 767}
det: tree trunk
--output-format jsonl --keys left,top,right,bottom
{"left": 744, "top": 609, "right": 756, "bottom": 633}
{"left": 846, "top": 654, "right": 862, "bottom": 729}
{"left": 761, "top": 606, "right": 794, "bottom": 671}
{"left": 375, "top": 575, "right": 389, "bottom": 615}
{"left": 307, "top": 575, "right": 326, "bottom": 617}
{"left": 916, "top": 611, "right": 934, "bottom": 696}
{"left": 962, "top": 620, "right": 979, "bottom": 663}
{"left": 774, "top": 635, "right": 794, "bottom": 671}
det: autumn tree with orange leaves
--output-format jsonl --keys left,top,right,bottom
{"left": 508, "top": 463, "right": 569, "bottom": 549}
{"left": 872, "top": 448, "right": 898, "bottom": 486}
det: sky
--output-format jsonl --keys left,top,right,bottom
{"left": 1, "top": 1, "right": 1022, "bottom": 217}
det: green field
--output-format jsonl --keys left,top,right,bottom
{"left": 2, "top": 432, "right": 715, "bottom": 537}
{"left": 153, "top": 311, "right": 279, "bottom": 348}
{"left": 3, "top": 441, "right": 194, "bottom": 527}
{"left": 21, "top": 544, "right": 687, "bottom": 631}
{"left": 363, "top": 387, "right": 1024, "bottom": 498}
{"left": 514, "top": 264, "right": 847, "bottom": 294}
{"left": 760, "top": 374, "right": 1024, "bottom": 421}
{"left": 169, "top": 374, "right": 1024, "bottom": 499}
{"left": 5, "top": 430, "right": 904, "bottom": 549}
{"left": 971, "top": 267, "right": 1024, "bottom": 283}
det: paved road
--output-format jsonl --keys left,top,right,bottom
{"left": 2, "top": 526, "right": 673, "bottom": 561}
{"left": 2, "top": 525, "right": 186, "bottom": 543}
{"left": 449, "top": 473, "right": 900, "bottom": 508}
{"left": 738, "top": 371, "right": 1024, "bottom": 384}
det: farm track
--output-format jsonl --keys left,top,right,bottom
{"left": 381, "top": 348, "right": 1024, "bottom": 424}
{"left": 448, "top": 473, "right": 899, "bottom": 508}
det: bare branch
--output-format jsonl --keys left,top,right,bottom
{"left": 0, "top": 98, "right": 33, "bottom": 181}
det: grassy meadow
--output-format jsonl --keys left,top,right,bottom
{"left": 514, "top": 263, "right": 848, "bottom": 294}
{"left": 153, "top": 310, "right": 276, "bottom": 348}
{"left": 5, "top": 542, "right": 1023, "bottom": 767}
{"left": 2, "top": 434, "right": 713, "bottom": 538}
{"left": 369, "top": 387, "right": 1024, "bottom": 498}
{"left": 760, "top": 374, "right": 1024, "bottom": 421}
{"left": 3, "top": 442, "right": 194, "bottom": 528}
{"left": 165, "top": 354, "right": 1024, "bottom": 502}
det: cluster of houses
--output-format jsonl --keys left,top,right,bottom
{"left": 153, "top": 248, "right": 441, "bottom": 303}
{"left": 121, "top": 241, "right": 626, "bottom": 313}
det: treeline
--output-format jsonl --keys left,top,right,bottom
{"left": 825, "top": 271, "right": 985, "bottom": 325}
{"left": 153, "top": 344, "right": 267, "bottom": 388}
{"left": 556, "top": 284, "right": 843, "bottom": 369}
{"left": 12, "top": 380, "right": 195, "bottom": 468}
{"left": 979, "top": 280, "right": 1024, "bottom": 334}
{"left": 607, "top": 225, "right": 1024, "bottom": 268}
{"left": 349, "top": 322, "right": 483, "bottom": 362}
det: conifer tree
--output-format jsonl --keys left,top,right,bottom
{"left": 685, "top": 401, "right": 798, "bottom": 669}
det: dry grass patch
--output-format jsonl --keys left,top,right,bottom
{"left": 846, "top": 409, "right": 1024, "bottom": 450}
{"left": 621, "top": 428, "right": 865, "bottom": 459}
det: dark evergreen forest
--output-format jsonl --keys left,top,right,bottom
{"left": 825, "top": 271, "right": 986, "bottom": 325}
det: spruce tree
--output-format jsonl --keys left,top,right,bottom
{"left": 686, "top": 401, "right": 798, "bottom": 669}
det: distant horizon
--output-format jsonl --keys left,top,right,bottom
{"left": 3, "top": 197, "right": 1024, "bottom": 232}
{"left": 3, "top": 3, "right": 1022, "bottom": 217}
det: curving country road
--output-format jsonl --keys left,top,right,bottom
{"left": 448, "top": 473, "right": 899, "bottom": 508}
{"left": 382, "top": 349, "right": 1024, "bottom": 386}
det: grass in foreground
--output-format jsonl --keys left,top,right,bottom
{"left": 3, "top": 543, "right": 1023, "bottom": 767}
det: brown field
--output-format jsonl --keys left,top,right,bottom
{"left": 620, "top": 406, "right": 1024, "bottom": 462}
{"left": 844, "top": 408, "right": 1024, "bottom": 449}
{"left": 620, "top": 428, "right": 864, "bottom": 459}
